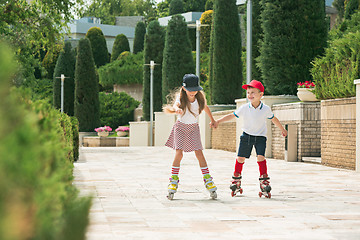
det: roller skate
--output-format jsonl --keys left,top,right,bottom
{"left": 167, "top": 175, "right": 179, "bottom": 200}
{"left": 230, "top": 174, "right": 243, "bottom": 197}
{"left": 258, "top": 174, "right": 271, "bottom": 198}
{"left": 203, "top": 174, "right": 217, "bottom": 199}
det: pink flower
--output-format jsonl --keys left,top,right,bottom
{"left": 297, "top": 81, "right": 315, "bottom": 88}
{"left": 94, "top": 126, "right": 112, "bottom": 132}
{"left": 115, "top": 126, "right": 130, "bottom": 132}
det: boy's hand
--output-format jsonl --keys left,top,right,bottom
{"left": 175, "top": 108, "right": 183, "bottom": 115}
{"left": 209, "top": 121, "right": 218, "bottom": 129}
{"left": 281, "top": 129, "right": 287, "bottom": 137}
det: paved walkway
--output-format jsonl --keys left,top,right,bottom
{"left": 74, "top": 147, "right": 360, "bottom": 240}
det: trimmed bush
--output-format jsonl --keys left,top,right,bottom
{"left": 0, "top": 43, "right": 90, "bottom": 240}
{"left": 210, "top": 0, "right": 242, "bottom": 104}
{"left": 200, "top": 10, "right": 213, "bottom": 53}
{"left": 53, "top": 42, "right": 76, "bottom": 116}
{"left": 42, "top": 44, "right": 63, "bottom": 79}
{"left": 311, "top": 31, "right": 359, "bottom": 99}
{"left": 86, "top": 27, "right": 109, "bottom": 68}
{"left": 133, "top": 22, "right": 146, "bottom": 54}
{"left": 99, "top": 52, "right": 144, "bottom": 87}
{"left": 142, "top": 20, "right": 165, "bottom": 121}
{"left": 344, "top": 0, "right": 359, "bottom": 19}
{"left": 74, "top": 38, "right": 100, "bottom": 132}
{"left": 111, "top": 34, "right": 130, "bottom": 62}
{"left": 99, "top": 92, "right": 140, "bottom": 130}
{"left": 162, "top": 15, "right": 195, "bottom": 103}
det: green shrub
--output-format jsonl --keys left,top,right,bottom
{"left": 111, "top": 34, "right": 130, "bottom": 62}
{"left": 99, "top": 52, "right": 144, "bottom": 87}
{"left": 311, "top": 31, "right": 359, "bottom": 99}
{"left": 133, "top": 22, "right": 146, "bottom": 54}
{"left": 86, "top": 27, "right": 109, "bottom": 68}
{"left": 71, "top": 117, "right": 80, "bottom": 161}
{"left": 74, "top": 38, "right": 100, "bottom": 132}
{"left": 162, "top": 15, "right": 195, "bottom": 103}
{"left": 169, "top": 0, "right": 184, "bottom": 15}
{"left": 99, "top": 92, "right": 140, "bottom": 130}
{"left": 42, "top": 44, "right": 63, "bottom": 79}
{"left": 200, "top": 10, "right": 213, "bottom": 53}
{"left": 142, "top": 20, "right": 165, "bottom": 121}
{"left": 0, "top": 43, "right": 90, "bottom": 240}
{"left": 53, "top": 42, "right": 76, "bottom": 116}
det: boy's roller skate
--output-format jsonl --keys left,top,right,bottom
{"left": 230, "top": 175, "right": 243, "bottom": 197}
{"left": 258, "top": 174, "right": 271, "bottom": 198}
{"left": 203, "top": 174, "right": 217, "bottom": 199}
{"left": 167, "top": 175, "right": 179, "bottom": 200}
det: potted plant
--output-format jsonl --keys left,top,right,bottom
{"left": 115, "top": 126, "right": 129, "bottom": 137}
{"left": 94, "top": 126, "right": 112, "bottom": 137}
{"left": 297, "top": 81, "right": 318, "bottom": 102}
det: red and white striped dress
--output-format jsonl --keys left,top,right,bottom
{"left": 165, "top": 98, "right": 203, "bottom": 152}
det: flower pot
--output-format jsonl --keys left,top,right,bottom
{"left": 297, "top": 88, "right": 318, "bottom": 102}
{"left": 97, "top": 131, "right": 109, "bottom": 137}
{"left": 117, "top": 131, "right": 128, "bottom": 137}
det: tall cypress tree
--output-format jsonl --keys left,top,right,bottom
{"left": 251, "top": 0, "right": 263, "bottom": 82}
{"left": 86, "top": 27, "right": 109, "bottom": 68}
{"left": 133, "top": 22, "right": 147, "bottom": 54}
{"left": 162, "top": 15, "right": 195, "bottom": 103}
{"left": 53, "top": 42, "right": 76, "bottom": 116}
{"left": 111, "top": 34, "right": 130, "bottom": 62}
{"left": 210, "top": 0, "right": 242, "bottom": 104}
{"left": 74, "top": 38, "right": 100, "bottom": 132}
{"left": 142, "top": 20, "right": 165, "bottom": 121}
{"left": 259, "top": 0, "right": 327, "bottom": 95}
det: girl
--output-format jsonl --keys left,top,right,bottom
{"left": 164, "top": 74, "right": 217, "bottom": 200}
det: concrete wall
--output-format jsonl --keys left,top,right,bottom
{"left": 321, "top": 97, "right": 356, "bottom": 170}
{"left": 272, "top": 102, "right": 321, "bottom": 161}
{"left": 113, "top": 83, "right": 143, "bottom": 102}
{"left": 355, "top": 79, "right": 360, "bottom": 172}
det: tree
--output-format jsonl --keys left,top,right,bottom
{"left": 142, "top": 20, "right": 165, "bottom": 121}
{"left": 53, "top": 42, "right": 76, "bottom": 116}
{"left": 111, "top": 34, "right": 130, "bottom": 62}
{"left": 74, "top": 38, "right": 100, "bottom": 132}
{"left": 133, "top": 21, "right": 147, "bottom": 54}
{"left": 200, "top": 10, "right": 213, "bottom": 53}
{"left": 183, "top": 0, "right": 207, "bottom": 12}
{"left": 0, "top": 0, "right": 79, "bottom": 84}
{"left": 258, "top": 0, "right": 327, "bottom": 95}
{"left": 169, "top": 0, "right": 185, "bottom": 15}
{"left": 210, "top": 0, "right": 243, "bottom": 104}
{"left": 344, "top": 0, "right": 359, "bottom": 19}
{"left": 162, "top": 15, "right": 195, "bottom": 103}
{"left": 86, "top": 27, "right": 109, "bottom": 68}
{"left": 205, "top": 0, "right": 214, "bottom": 10}
{"left": 333, "top": 0, "right": 345, "bottom": 20}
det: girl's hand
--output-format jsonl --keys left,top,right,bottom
{"left": 175, "top": 108, "right": 183, "bottom": 115}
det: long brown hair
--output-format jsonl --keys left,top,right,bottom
{"left": 163, "top": 87, "right": 206, "bottom": 116}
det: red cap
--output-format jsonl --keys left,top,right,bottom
{"left": 242, "top": 80, "right": 264, "bottom": 92}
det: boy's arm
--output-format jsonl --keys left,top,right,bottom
{"left": 216, "top": 113, "right": 236, "bottom": 125}
{"left": 271, "top": 116, "right": 287, "bottom": 137}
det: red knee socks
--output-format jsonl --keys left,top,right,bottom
{"left": 257, "top": 160, "right": 267, "bottom": 176}
{"left": 234, "top": 160, "right": 244, "bottom": 176}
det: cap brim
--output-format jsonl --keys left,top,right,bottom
{"left": 184, "top": 86, "right": 203, "bottom": 91}
{"left": 242, "top": 84, "right": 249, "bottom": 90}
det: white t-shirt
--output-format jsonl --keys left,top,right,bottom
{"left": 174, "top": 97, "right": 199, "bottom": 124}
{"left": 233, "top": 102, "right": 274, "bottom": 137}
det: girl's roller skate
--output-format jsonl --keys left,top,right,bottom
{"left": 230, "top": 175, "right": 243, "bottom": 197}
{"left": 167, "top": 175, "right": 179, "bottom": 200}
{"left": 203, "top": 174, "right": 217, "bottom": 199}
{"left": 258, "top": 174, "right": 271, "bottom": 198}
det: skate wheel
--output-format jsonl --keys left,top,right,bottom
{"left": 266, "top": 192, "right": 271, "bottom": 198}
{"left": 231, "top": 191, "right": 236, "bottom": 197}
{"left": 239, "top": 188, "right": 243, "bottom": 194}
{"left": 258, "top": 192, "right": 263, "bottom": 198}
{"left": 210, "top": 191, "right": 217, "bottom": 200}
{"left": 167, "top": 193, "right": 174, "bottom": 200}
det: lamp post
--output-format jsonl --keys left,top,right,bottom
{"left": 55, "top": 74, "right": 68, "bottom": 113}
{"left": 237, "top": 0, "right": 252, "bottom": 84}
{"left": 144, "top": 60, "right": 159, "bottom": 146}
{"left": 188, "top": 20, "right": 209, "bottom": 77}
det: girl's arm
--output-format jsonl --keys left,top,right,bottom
{"left": 204, "top": 105, "right": 215, "bottom": 125}
{"left": 271, "top": 116, "right": 287, "bottom": 137}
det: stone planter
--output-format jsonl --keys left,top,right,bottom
{"left": 117, "top": 131, "right": 128, "bottom": 137}
{"left": 297, "top": 88, "right": 318, "bottom": 102}
{"left": 97, "top": 131, "right": 109, "bottom": 137}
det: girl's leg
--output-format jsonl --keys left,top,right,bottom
{"left": 194, "top": 149, "right": 207, "bottom": 168}
{"left": 171, "top": 149, "right": 183, "bottom": 176}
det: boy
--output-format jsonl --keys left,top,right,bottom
{"left": 214, "top": 80, "right": 287, "bottom": 198}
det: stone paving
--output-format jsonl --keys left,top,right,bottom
{"left": 74, "top": 147, "right": 360, "bottom": 240}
